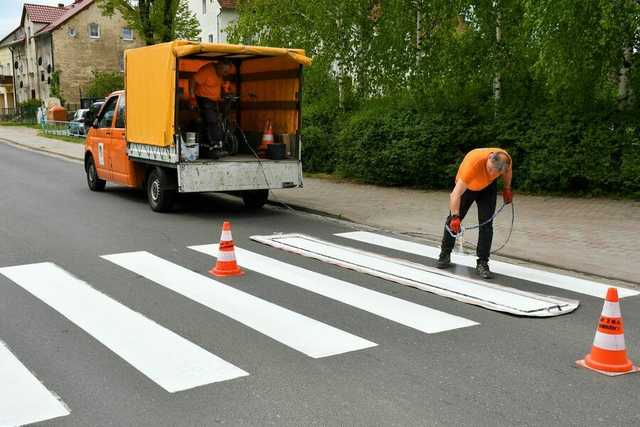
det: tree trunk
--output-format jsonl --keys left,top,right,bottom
{"left": 138, "top": 0, "right": 155, "bottom": 45}
{"left": 161, "top": 0, "right": 178, "bottom": 43}
{"left": 493, "top": 5, "right": 502, "bottom": 105}
{"left": 617, "top": 46, "right": 633, "bottom": 111}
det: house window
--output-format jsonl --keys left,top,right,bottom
{"left": 208, "top": 34, "right": 213, "bottom": 43}
{"left": 89, "top": 23, "right": 100, "bottom": 39}
{"left": 41, "top": 71, "right": 45, "bottom": 82}
{"left": 122, "top": 27, "right": 133, "bottom": 41}
{"left": 38, "top": 57, "right": 42, "bottom": 66}
{"left": 202, "top": 0, "right": 206, "bottom": 14}
{"left": 68, "top": 27, "right": 76, "bottom": 37}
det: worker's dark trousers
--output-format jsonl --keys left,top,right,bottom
{"left": 197, "top": 96, "right": 222, "bottom": 146}
{"left": 440, "top": 180, "right": 497, "bottom": 263}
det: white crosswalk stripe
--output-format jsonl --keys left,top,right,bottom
{"left": 0, "top": 340, "right": 70, "bottom": 426}
{"left": 102, "top": 251, "right": 377, "bottom": 358}
{"left": 189, "top": 244, "right": 478, "bottom": 334}
{"left": 336, "top": 231, "right": 639, "bottom": 299}
{"left": 0, "top": 262, "right": 248, "bottom": 393}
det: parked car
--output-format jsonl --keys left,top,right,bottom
{"left": 68, "top": 109, "right": 90, "bottom": 136}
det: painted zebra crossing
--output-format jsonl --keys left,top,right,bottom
{"left": 0, "top": 340, "right": 69, "bottom": 427}
{"left": 0, "top": 232, "right": 609, "bottom": 425}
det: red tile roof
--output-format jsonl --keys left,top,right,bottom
{"left": 24, "top": 3, "right": 69, "bottom": 24}
{"left": 37, "top": 0, "right": 94, "bottom": 35}
{"left": 218, "top": 0, "right": 237, "bottom": 9}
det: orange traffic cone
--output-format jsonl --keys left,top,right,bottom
{"left": 258, "top": 120, "right": 274, "bottom": 157}
{"left": 576, "top": 287, "right": 639, "bottom": 376}
{"left": 209, "top": 221, "right": 244, "bottom": 277}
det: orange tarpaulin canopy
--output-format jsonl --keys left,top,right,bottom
{"left": 125, "top": 40, "right": 311, "bottom": 147}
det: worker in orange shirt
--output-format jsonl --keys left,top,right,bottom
{"left": 436, "top": 148, "right": 513, "bottom": 279}
{"left": 190, "top": 61, "right": 230, "bottom": 154}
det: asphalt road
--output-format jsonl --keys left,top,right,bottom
{"left": 1, "top": 142, "right": 639, "bottom": 426}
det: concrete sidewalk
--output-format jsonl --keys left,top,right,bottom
{"left": 1, "top": 125, "right": 638, "bottom": 285}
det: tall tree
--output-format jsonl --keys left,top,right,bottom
{"left": 97, "top": 0, "right": 200, "bottom": 45}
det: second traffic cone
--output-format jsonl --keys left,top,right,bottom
{"left": 576, "top": 287, "right": 639, "bottom": 376}
{"left": 209, "top": 221, "right": 244, "bottom": 277}
{"left": 258, "top": 120, "right": 274, "bottom": 157}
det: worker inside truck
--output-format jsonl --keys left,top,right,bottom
{"left": 186, "top": 60, "right": 237, "bottom": 159}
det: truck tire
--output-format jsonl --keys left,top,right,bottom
{"left": 242, "top": 189, "right": 269, "bottom": 210}
{"left": 147, "top": 168, "right": 176, "bottom": 212}
{"left": 86, "top": 156, "right": 106, "bottom": 191}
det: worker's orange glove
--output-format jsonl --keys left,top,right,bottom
{"left": 449, "top": 215, "right": 461, "bottom": 235}
{"left": 502, "top": 188, "right": 513, "bottom": 204}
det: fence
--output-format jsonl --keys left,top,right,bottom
{"left": 40, "top": 120, "right": 86, "bottom": 138}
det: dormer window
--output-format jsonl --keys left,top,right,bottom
{"left": 68, "top": 27, "right": 76, "bottom": 37}
{"left": 89, "top": 23, "right": 100, "bottom": 39}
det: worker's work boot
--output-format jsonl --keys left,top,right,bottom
{"left": 436, "top": 250, "right": 451, "bottom": 269}
{"left": 476, "top": 260, "right": 494, "bottom": 279}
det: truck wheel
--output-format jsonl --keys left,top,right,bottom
{"left": 242, "top": 189, "right": 269, "bottom": 209}
{"left": 147, "top": 168, "right": 175, "bottom": 212}
{"left": 86, "top": 156, "right": 106, "bottom": 191}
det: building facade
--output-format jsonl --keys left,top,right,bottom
{"left": 188, "top": 0, "right": 238, "bottom": 43}
{"left": 0, "top": 0, "right": 143, "bottom": 107}
{"left": 0, "top": 46, "right": 15, "bottom": 110}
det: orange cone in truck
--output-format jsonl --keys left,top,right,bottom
{"left": 576, "top": 287, "right": 639, "bottom": 375}
{"left": 259, "top": 120, "right": 274, "bottom": 157}
{"left": 209, "top": 221, "right": 244, "bottom": 277}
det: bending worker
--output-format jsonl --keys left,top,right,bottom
{"left": 436, "top": 148, "right": 513, "bottom": 279}
{"left": 190, "top": 61, "right": 228, "bottom": 152}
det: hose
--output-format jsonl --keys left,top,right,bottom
{"left": 445, "top": 202, "right": 515, "bottom": 255}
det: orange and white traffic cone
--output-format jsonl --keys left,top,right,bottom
{"left": 209, "top": 221, "right": 244, "bottom": 277}
{"left": 576, "top": 287, "right": 639, "bottom": 376}
{"left": 258, "top": 120, "right": 274, "bottom": 157}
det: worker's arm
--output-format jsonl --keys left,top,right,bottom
{"left": 502, "top": 165, "right": 512, "bottom": 189}
{"left": 502, "top": 165, "right": 513, "bottom": 204}
{"left": 449, "top": 179, "right": 468, "bottom": 216}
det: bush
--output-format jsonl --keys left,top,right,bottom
{"left": 300, "top": 93, "right": 639, "bottom": 198}
{"left": 18, "top": 99, "right": 42, "bottom": 122}
{"left": 84, "top": 71, "right": 124, "bottom": 99}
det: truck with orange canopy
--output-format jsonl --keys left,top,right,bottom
{"left": 83, "top": 40, "right": 310, "bottom": 211}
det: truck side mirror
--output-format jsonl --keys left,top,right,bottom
{"left": 84, "top": 111, "right": 95, "bottom": 128}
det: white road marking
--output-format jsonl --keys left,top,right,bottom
{"left": 251, "top": 234, "right": 579, "bottom": 317}
{"left": 0, "top": 263, "right": 248, "bottom": 393}
{"left": 102, "top": 251, "right": 376, "bottom": 358}
{"left": 0, "top": 340, "right": 70, "bottom": 426}
{"left": 189, "top": 244, "right": 478, "bottom": 334}
{"left": 336, "top": 231, "right": 639, "bottom": 299}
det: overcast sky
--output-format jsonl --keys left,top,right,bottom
{"left": 0, "top": 0, "right": 63, "bottom": 40}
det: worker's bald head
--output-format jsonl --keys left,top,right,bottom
{"left": 488, "top": 152, "right": 510, "bottom": 174}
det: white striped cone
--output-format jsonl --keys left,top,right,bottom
{"left": 576, "top": 288, "right": 638, "bottom": 376}
{"left": 209, "top": 221, "right": 243, "bottom": 277}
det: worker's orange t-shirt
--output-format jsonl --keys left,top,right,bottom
{"left": 193, "top": 63, "right": 222, "bottom": 101}
{"left": 456, "top": 148, "right": 511, "bottom": 191}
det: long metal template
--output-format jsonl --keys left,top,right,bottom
{"left": 251, "top": 234, "right": 579, "bottom": 317}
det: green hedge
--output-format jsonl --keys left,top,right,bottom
{"left": 301, "top": 95, "right": 640, "bottom": 198}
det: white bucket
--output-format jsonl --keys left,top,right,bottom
{"left": 181, "top": 133, "right": 199, "bottom": 161}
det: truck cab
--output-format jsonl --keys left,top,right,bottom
{"left": 83, "top": 41, "right": 310, "bottom": 212}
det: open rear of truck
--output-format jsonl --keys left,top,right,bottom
{"left": 123, "top": 41, "right": 311, "bottom": 211}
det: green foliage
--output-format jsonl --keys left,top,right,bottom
{"left": 18, "top": 99, "right": 42, "bottom": 119}
{"left": 230, "top": 0, "right": 640, "bottom": 198}
{"left": 97, "top": 0, "right": 200, "bottom": 45}
{"left": 84, "top": 71, "right": 124, "bottom": 99}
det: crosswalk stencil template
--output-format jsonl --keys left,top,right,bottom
{"left": 335, "top": 231, "right": 638, "bottom": 299}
